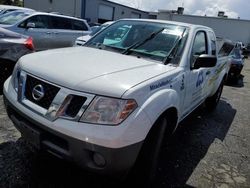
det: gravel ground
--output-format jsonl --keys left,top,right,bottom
{"left": 0, "top": 60, "right": 250, "bottom": 188}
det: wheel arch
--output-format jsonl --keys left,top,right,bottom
{"left": 135, "top": 88, "right": 180, "bottom": 146}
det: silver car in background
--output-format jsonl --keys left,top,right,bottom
{"left": 0, "top": 10, "right": 91, "bottom": 51}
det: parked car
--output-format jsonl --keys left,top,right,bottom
{"left": 0, "top": 27, "right": 34, "bottom": 88}
{"left": 228, "top": 48, "right": 245, "bottom": 79}
{"left": 4, "top": 19, "right": 231, "bottom": 185}
{"left": 0, "top": 10, "right": 91, "bottom": 50}
{"left": 75, "top": 21, "right": 113, "bottom": 46}
{"left": 235, "top": 41, "right": 246, "bottom": 50}
{"left": 0, "top": 5, "right": 34, "bottom": 15}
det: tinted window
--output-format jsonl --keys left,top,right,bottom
{"left": 209, "top": 31, "right": 216, "bottom": 55}
{"left": 191, "top": 31, "right": 207, "bottom": 66}
{"left": 72, "top": 20, "right": 88, "bottom": 31}
{"left": 19, "top": 15, "right": 49, "bottom": 28}
{"left": 50, "top": 16, "right": 72, "bottom": 30}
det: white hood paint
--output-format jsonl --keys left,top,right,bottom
{"left": 20, "top": 47, "right": 176, "bottom": 97}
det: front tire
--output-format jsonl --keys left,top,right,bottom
{"left": 128, "top": 115, "right": 173, "bottom": 187}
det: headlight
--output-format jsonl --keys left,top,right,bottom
{"left": 80, "top": 96, "right": 137, "bottom": 125}
{"left": 11, "top": 64, "right": 21, "bottom": 92}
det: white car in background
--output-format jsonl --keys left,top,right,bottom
{"left": 75, "top": 21, "right": 113, "bottom": 46}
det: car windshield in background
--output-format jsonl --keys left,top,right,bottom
{"left": 231, "top": 48, "right": 242, "bottom": 59}
{"left": 0, "top": 11, "right": 31, "bottom": 25}
{"left": 85, "top": 20, "right": 188, "bottom": 63}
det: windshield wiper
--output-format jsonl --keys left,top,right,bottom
{"left": 122, "top": 27, "right": 165, "bottom": 55}
{"left": 163, "top": 28, "right": 187, "bottom": 65}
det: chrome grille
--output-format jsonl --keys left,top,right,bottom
{"left": 24, "top": 75, "right": 60, "bottom": 109}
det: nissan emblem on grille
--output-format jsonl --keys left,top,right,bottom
{"left": 32, "top": 84, "right": 45, "bottom": 101}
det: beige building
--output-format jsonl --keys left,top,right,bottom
{"left": 151, "top": 9, "right": 250, "bottom": 45}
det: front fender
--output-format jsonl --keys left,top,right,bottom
{"left": 141, "top": 89, "right": 180, "bottom": 126}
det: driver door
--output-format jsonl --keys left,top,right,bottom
{"left": 182, "top": 30, "right": 211, "bottom": 115}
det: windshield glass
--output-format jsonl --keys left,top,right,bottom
{"left": 0, "top": 11, "right": 31, "bottom": 25}
{"left": 85, "top": 20, "right": 188, "bottom": 63}
{"left": 90, "top": 24, "right": 110, "bottom": 36}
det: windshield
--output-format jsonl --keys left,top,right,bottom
{"left": 0, "top": 11, "right": 31, "bottom": 25}
{"left": 90, "top": 23, "right": 110, "bottom": 36}
{"left": 85, "top": 20, "right": 189, "bottom": 63}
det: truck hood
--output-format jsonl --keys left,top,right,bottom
{"left": 20, "top": 47, "right": 176, "bottom": 97}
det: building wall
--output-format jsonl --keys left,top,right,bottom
{"left": 84, "top": 0, "right": 148, "bottom": 23}
{"left": 24, "top": 0, "right": 149, "bottom": 23}
{"left": 158, "top": 12, "right": 250, "bottom": 44}
{"left": 24, "top": 0, "right": 82, "bottom": 18}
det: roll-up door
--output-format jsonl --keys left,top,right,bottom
{"left": 98, "top": 4, "right": 114, "bottom": 23}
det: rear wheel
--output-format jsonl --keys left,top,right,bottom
{"left": 205, "top": 81, "right": 224, "bottom": 111}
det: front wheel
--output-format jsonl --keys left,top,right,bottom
{"left": 205, "top": 82, "right": 224, "bottom": 111}
{"left": 128, "top": 116, "right": 170, "bottom": 187}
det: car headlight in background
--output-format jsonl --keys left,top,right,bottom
{"left": 80, "top": 96, "right": 137, "bottom": 125}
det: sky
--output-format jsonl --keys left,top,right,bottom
{"left": 110, "top": 0, "right": 250, "bottom": 20}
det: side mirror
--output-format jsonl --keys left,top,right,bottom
{"left": 26, "top": 22, "right": 35, "bottom": 29}
{"left": 193, "top": 54, "right": 217, "bottom": 69}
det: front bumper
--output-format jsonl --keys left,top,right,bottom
{"left": 3, "top": 94, "right": 143, "bottom": 176}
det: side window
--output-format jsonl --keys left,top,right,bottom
{"left": 19, "top": 15, "right": 49, "bottom": 29}
{"left": 209, "top": 31, "right": 216, "bottom": 55}
{"left": 191, "top": 31, "right": 207, "bottom": 67}
{"left": 50, "top": 16, "right": 72, "bottom": 30}
{"left": 72, "top": 20, "right": 88, "bottom": 31}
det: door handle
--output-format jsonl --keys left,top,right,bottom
{"left": 206, "top": 70, "right": 211, "bottom": 75}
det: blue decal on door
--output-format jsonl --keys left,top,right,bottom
{"left": 196, "top": 71, "right": 204, "bottom": 87}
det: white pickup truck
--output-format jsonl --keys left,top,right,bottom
{"left": 3, "top": 19, "right": 230, "bottom": 182}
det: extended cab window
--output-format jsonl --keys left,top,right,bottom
{"left": 191, "top": 31, "right": 207, "bottom": 67}
{"left": 19, "top": 15, "right": 49, "bottom": 28}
